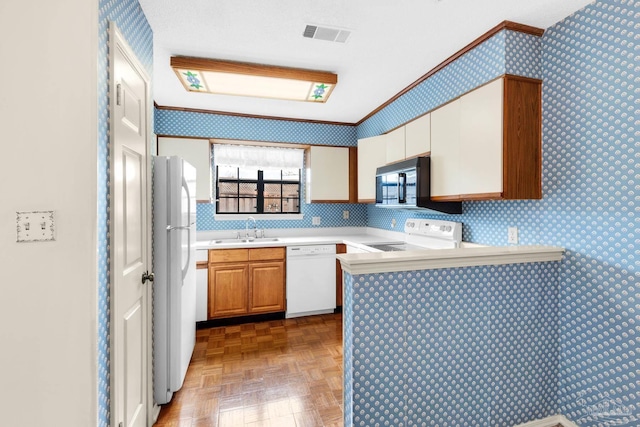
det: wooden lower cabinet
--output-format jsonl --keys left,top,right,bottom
{"left": 208, "top": 247, "right": 285, "bottom": 319}
{"left": 249, "top": 261, "right": 285, "bottom": 313}
{"left": 208, "top": 263, "right": 248, "bottom": 318}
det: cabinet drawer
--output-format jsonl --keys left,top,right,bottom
{"left": 209, "top": 248, "right": 249, "bottom": 263}
{"left": 249, "top": 247, "right": 285, "bottom": 261}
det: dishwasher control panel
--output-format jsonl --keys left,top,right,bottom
{"left": 287, "top": 245, "right": 337, "bottom": 257}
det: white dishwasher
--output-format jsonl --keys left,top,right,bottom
{"left": 286, "top": 245, "right": 337, "bottom": 318}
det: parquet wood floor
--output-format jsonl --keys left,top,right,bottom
{"left": 154, "top": 313, "right": 343, "bottom": 427}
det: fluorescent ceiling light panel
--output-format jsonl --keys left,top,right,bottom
{"left": 171, "top": 57, "right": 337, "bottom": 103}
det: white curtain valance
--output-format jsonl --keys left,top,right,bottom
{"left": 213, "top": 144, "right": 304, "bottom": 170}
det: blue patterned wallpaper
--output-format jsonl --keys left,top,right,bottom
{"left": 359, "top": 30, "right": 505, "bottom": 139}
{"left": 98, "top": 1, "right": 153, "bottom": 426}
{"left": 344, "top": 262, "right": 561, "bottom": 427}
{"left": 155, "top": 108, "right": 368, "bottom": 230}
{"left": 156, "top": 109, "right": 357, "bottom": 146}
{"left": 361, "top": 0, "right": 637, "bottom": 425}
{"left": 196, "top": 203, "right": 367, "bottom": 230}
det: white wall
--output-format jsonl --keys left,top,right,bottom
{"left": 0, "top": 1, "right": 98, "bottom": 425}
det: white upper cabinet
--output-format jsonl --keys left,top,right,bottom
{"left": 458, "top": 78, "right": 503, "bottom": 196}
{"left": 385, "top": 126, "right": 406, "bottom": 164}
{"left": 430, "top": 100, "right": 461, "bottom": 198}
{"left": 306, "top": 146, "right": 350, "bottom": 202}
{"left": 429, "top": 76, "right": 542, "bottom": 200}
{"left": 158, "top": 137, "right": 212, "bottom": 202}
{"left": 404, "top": 113, "right": 431, "bottom": 159}
{"left": 383, "top": 113, "right": 431, "bottom": 166}
{"left": 357, "top": 134, "right": 387, "bottom": 202}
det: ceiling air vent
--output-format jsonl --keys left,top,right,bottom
{"left": 303, "top": 24, "right": 351, "bottom": 43}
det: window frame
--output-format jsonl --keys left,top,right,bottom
{"left": 215, "top": 166, "right": 302, "bottom": 215}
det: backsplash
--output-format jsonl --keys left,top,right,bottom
{"left": 360, "top": 0, "right": 637, "bottom": 425}
{"left": 197, "top": 203, "right": 367, "bottom": 230}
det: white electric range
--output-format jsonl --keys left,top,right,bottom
{"left": 362, "top": 218, "right": 463, "bottom": 252}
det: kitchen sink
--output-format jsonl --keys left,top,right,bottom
{"left": 210, "top": 237, "right": 280, "bottom": 244}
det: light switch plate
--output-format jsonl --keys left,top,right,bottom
{"left": 17, "top": 211, "right": 55, "bottom": 242}
{"left": 343, "top": 210, "right": 349, "bottom": 220}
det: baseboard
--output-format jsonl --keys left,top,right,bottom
{"left": 196, "top": 312, "right": 285, "bottom": 329}
{"left": 514, "top": 414, "right": 579, "bottom": 427}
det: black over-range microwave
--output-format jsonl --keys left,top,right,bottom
{"left": 375, "top": 156, "right": 462, "bottom": 214}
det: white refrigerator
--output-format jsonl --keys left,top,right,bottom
{"left": 153, "top": 156, "right": 197, "bottom": 405}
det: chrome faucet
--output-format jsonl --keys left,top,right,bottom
{"left": 245, "top": 216, "right": 257, "bottom": 239}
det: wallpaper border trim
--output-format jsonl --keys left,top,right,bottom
{"left": 154, "top": 103, "right": 357, "bottom": 127}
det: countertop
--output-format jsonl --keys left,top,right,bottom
{"left": 337, "top": 245, "right": 565, "bottom": 274}
{"left": 196, "top": 227, "right": 564, "bottom": 273}
{"left": 195, "top": 227, "right": 407, "bottom": 250}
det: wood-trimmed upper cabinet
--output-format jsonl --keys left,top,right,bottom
{"left": 430, "top": 75, "right": 542, "bottom": 201}
{"left": 385, "top": 114, "right": 432, "bottom": 165}
{"left": 157, "top": 137, "right": 212, "bottom": 202}
{"left": 357, "top": 134, "right": 387, "bottom": 203}
{"left": 404, "top": 113, "right": 431, "bottom": 159}
{"left": 384, "top": 126, "right": 406, "bottom": 164}
{"left": 307, "top": 146, "right": 357, "bottom": 203}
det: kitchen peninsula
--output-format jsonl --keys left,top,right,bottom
{"left": 337, "top": 245, "right": 565, "bottom": 427}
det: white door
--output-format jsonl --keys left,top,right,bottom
{"left": 110, "top": 23, "right": 151, "bottom": 427}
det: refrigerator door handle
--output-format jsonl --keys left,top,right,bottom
{"left": 180, "top": 174, "right": 193, "bottom": 281}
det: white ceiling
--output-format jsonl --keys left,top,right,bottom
{"left": 139, "top": 0, "right": 593, "bottom": 124}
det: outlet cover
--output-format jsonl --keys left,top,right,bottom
{"left": 508, "top": 226, "right": 518, "bottom": 244}
{"left": 17, "top": 211, "right": 55, "bottom": 242}
{"left": 312, "top": 216, "right": 321, "bottom": 226}
{"left": 343, "top": 210, "right": 349, "bottom": 220}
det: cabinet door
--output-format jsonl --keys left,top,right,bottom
{"left": 208, "top": 263, "right": 248, "bottom": 318}
{"left": 459, "top": 78, "right": 503, "bottom": 197}
{"left": 307, "top": 146, "right": 350, "bottom": 202}
{"left": 248, "top": 261, "right": 285, "bottom": 313}
{"left": 158, "top": 137, "right": 212, "bottom": 202}
{"left": 385, "top": 126, "right": 406, "bottom": 164}
{"left": 405, "top": 113, "right": 431, "bottom": 158}
{"left": 430, "top": 100, "right": 461, "bottom": 198}
{"left": 357, "top": 134, "right": 387, "bottom": 202}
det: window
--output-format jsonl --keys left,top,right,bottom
{"left": 214, "top": 144, "right": 303, "bottom": 215}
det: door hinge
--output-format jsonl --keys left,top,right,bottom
{"left": 116, "top": 83, "right": 122, "bottom": 106}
